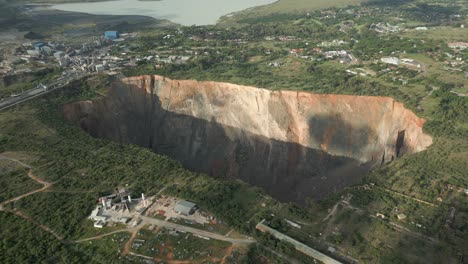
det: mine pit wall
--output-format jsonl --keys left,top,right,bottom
{"left": 63, "top": 75, "right": 433, "bottom": 203}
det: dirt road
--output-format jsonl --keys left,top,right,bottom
{"left": 122, "top": 229, "right": 139, "bottom": 256}
{"left": 0, "top": 155, "right": 32, "bottom": 169}
{"left": 74, "top": 229, "right": 131, "bottom": 243}
{"left": 0, "top": 170, "right": 53, "bottom": 207}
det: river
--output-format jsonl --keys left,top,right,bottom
{"left": 52, "top": 0, "right": 276, "bottom": 26}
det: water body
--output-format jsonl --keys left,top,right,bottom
{"left": 52, "top": 0, "right": 276, "bottom": 26}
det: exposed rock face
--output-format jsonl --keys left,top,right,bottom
{"left": 63, "top": 75, "right": 432, "bottom": 202}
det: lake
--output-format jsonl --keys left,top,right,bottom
{"left": 52, "top": 0, "right": 276, "bottom": 26}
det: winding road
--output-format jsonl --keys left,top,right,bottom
{"left": 0, "top": 155, "right": 53, "bottom": 207}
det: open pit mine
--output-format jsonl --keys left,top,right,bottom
{"left": 63, "top": 75, "right": 433, "bottom": 203}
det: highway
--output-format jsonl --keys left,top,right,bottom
{"left": 0, "top": 72, "right": 87, "bottom": 111}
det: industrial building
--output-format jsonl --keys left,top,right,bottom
{"left": 104, "top": 31, "right": 119, "bottom": 40}
{"left": 89, "top": 206, "right": 107, "bottom": 222}
{"left": 87, "top": 187, "right": 150, "bottom": 228}
{"left": 174, "top": 200, "right": 197, "bottom": 216}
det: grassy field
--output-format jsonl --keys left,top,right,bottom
{"left": 0, "top": 167, "right": 41, "bottom": 203}
{"left": 402, "top": 27, "right": 468, "bottom": 42}
{"left": 134, "top": 228, "right": 232, "bottom": 262}
{"left": 252, "top": 0, "right": 366, "bottom": 13}
{"left": 220, "top": 0, "right": 368, "bottom": 24}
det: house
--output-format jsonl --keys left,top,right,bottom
{"left": 448, "top": 42, "right": 468, "bottom": 50}
{"left": 397, "top": 214, "right": 407, "bottom": 221}
{"left": 174, "top": 200, "right": 197, "bottom": 216}
{"left": 26, "top": 50, "right": 41, "bottom": 57}
{"left": 95, "top": 64, "right": 105, "bottom": 72}
{"left": 268, "top": 61, "right": 282, "bottom": 67}
{"left": 376, "top": 213, "right": 386, "bottom": 219}
{"left": 290, "top": 48, "right": 304, "bottom": 55}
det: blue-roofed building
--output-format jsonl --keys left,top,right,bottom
{"left": 104, "top": 31, "right": 119, "bottom": 40}
{"left": 34, "top": 42, "right": 45, "bottom": 50}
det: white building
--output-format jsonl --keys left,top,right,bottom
{"left": 89, "top": 206, "right": 107, "bottom": 222}
{"left": 94, "top": 220, "right": 105, "bottom": 228}
{"left": 95, "top": 64, "right": 105, "bottom": 72}
{"left": 381, "top": 57, "right": 400, "bottom": 65}
{"left": 448, "top": 42, "right": 468, "bottom": 50}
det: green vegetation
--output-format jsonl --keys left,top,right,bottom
{"left": 134, "top": 228, "right": 232, "bottom": 261}
{"left": 15, "top": 192, "right": 96, "bottom": 239}
{"left": 0, "top": 69, "right": 57, "bottom": 100}
{"left": 0, "top": 168, "right": 41, "bottom": 202}
{"left": 0, "top": 212, "right": 80, "bottom": 263}
{"left": 220, "top": 0, "right": 367, "bottom": 25}
{"left": 0, "top": 0, "right": 466, "bottom": 262}
{"left": 0, "top": 76, "right": 267, "bottom": 262}
{"left": 0, "top": 211, "right": 134, "bottom": 263}
{"left": 122, "top": 1, "right": 467, "bottom": 261}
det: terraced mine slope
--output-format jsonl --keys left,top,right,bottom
{"left": 63, "top": 75, "right": 432, "bottom": 202}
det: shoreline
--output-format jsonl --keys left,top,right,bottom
{"left": 42, "top": 0, "right": 278, "bottom": 26}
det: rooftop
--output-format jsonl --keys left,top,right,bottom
{"left": 174, "top": 200, "right": 197, "bottom": 215}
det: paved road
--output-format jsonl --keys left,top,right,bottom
{"left": 0, "top": 73, "right": 87, "bottom": 111}
{"left": 140, "top": 215, "right": 255, "bottom": 244}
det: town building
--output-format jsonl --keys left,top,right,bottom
{"left": 381, "top": 57, "right": 400, "bottom": 65}
{"left": 34, "top": 42, "right": 45, "bottom": 50}
{"left": 104, "top": 31, "right": 119, "bottom": 40}
{"left": 397, "top": 213, "right": 407, "bottom": 221}
{"left": 174, "top": 200, "right": 197, "bottom": 216}
{"left": 26, "top": 50, "right": 40, "bottom": 57}
{"left": 448, "top": 42, "right": 468, "bottom": 50}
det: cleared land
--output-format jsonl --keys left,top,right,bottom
{"left": 402, "top": 27, "right": 468, "bottom": 42}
